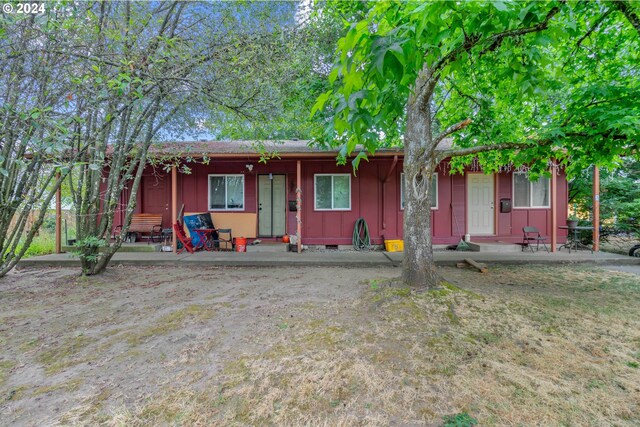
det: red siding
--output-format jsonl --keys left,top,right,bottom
{"left": 120, "top": 158, "right": 569, "bottom": 246}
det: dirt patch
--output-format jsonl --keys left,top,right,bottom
{"left": 0, "top": 264, "right": 639, "bottom": 426}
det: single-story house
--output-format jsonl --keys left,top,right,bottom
{"left": 110, "top": 140, "right": 569, "bottom": 249}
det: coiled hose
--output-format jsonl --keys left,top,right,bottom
{"left": 352, "top": 217, "right": 371, "bottom": 251}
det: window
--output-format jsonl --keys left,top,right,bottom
{"left": 314, "top": 174, "right": 351, "bottom": 210}
{"left": 513, "top": 173, "right": 550, "bottom": 208}
{"left": 208, "top": 175, "right": 244, "bottom": 210}
{"left": 400, "top": 173, "right": 438, "bottom": 210}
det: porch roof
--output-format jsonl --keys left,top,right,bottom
{"left": 148, "top": 139, "right": 406, "bottom": 158}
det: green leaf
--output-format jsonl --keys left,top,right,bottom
{"left": 492, "top": 1, "right": 508, "bottom": 12}
{"left": 311, "top": 90, "right": 333, "bottom": 117}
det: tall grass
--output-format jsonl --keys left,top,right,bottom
{"left": 20, "top": 231, "right": 56, "bottom": 258}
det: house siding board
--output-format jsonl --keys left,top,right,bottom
{"left": 450, "top": 173, "right": 466, "bottom": 240}
{"left": 114, "top": 157, "right": 568, "bottom": 246}
{"left": 432, "top": 171, "right": 452, "bottom": 237}
{"left": 497, "top": 172, "right": 512, "bottom": 236}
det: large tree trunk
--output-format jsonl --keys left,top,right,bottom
{"left": 402, "top": 93, "right": 440, "bottom": 288}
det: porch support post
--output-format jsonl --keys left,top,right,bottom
{"left": 296, "top": 160, "right": 302, "bottom": 254}
{"left": 171, "top": 166, "right": 177, "bottom": 254}
{"left": 550, "top": 162, "right": 557, "bottom": 252}
{"left": 55, "top": 172, "right": 62, "bottom": 254}
{"left": 593, "top": 165, "right": 600, "bottom": 252}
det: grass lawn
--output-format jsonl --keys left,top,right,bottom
{"left": 0, "top": 265, "right": 639, "bottom": 426}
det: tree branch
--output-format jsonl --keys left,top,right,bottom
{"left": 433, "top": 118, "right": 472, "bottom": 148}
{"left": 436, "top": 140, "right": 553, "bottom": 162}
{"left": 614, "top": 0, "right": 640, "bottom": 37}
{"left": 576, "top": 7, "right": 614, "bottom": 48}
{"left": 415, "top": 3, "right": 562, "bottom": 108}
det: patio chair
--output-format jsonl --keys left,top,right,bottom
{"left": 173, "top": 222, "right": 196, "bottom": 254}
{"left": 522, "top": 226, "right": 549, "bottom": 253}
{"left": 209, "top": 228, "right": 233, "bottom": 251}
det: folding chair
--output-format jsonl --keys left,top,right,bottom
{"left": 211, "top": 228, "right": 233, "bottom": 251}
{"left": 522, "top": 226, "right": 549, "bottom": 253}
{"left": 173, "top": 222, "right": 197, "bottom": 254}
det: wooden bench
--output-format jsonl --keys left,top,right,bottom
{"left": 114, "top": 213, "right": 163, "bottom": 243}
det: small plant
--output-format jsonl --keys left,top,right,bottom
{"left": 442, "top": 412, "right": 478, "bottom": 427}
{"left": 626, "top": 361, "right": 639, "bottom": 369}
{"left": 72, "top": 236, "right": 107, "bottom": 262}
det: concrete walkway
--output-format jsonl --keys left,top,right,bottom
{"left": 16, "top": 249, "right": 639, "bottom": 268}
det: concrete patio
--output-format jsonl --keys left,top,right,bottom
{"left": 17, "top": 248, "right": 640, "bottom": 269}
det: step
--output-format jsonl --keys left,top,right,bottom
{"left": 245, "top": 243, "right": 289, "bottom": 253}
{"left": 62, "top": 244, "right": 160, "bottom": 253}
{"left": 467, "top": 242, "right": 523, "bottom": 253}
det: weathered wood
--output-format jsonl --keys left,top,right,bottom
{"left": 126, "top": 214, "right": 163, "bottom": 233}
{"left": 464, "top": 258, "right": 488, "bottom": 273}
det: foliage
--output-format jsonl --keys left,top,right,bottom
{"left": 72, "top": 237, "right": 107, "bottom": 264}
{"left": 52, "top": 1, "right": 304, "bottom": 275}
{"left": 19, "top": 231, "right": 55, "bottom": 259}
{"left": 315, "top": 0, "right": 640, "bottom": 286}
{"left": 209, "top": 2, "right": 345, "bottom": 141}
{"left": 570, "top": 160, "right": 640, "bottom": 236}
{"left": 0, "top": 2, "right": 88, "bottom": 275}
{"left": 442, "top": 412, "right": 479, "bottom": 427}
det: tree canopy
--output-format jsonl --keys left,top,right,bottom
{"left": 314, "top": 0, "right": 640, "bottom": 286}
{"left": 315, "top": 0, "right": 639, "bottom": 171}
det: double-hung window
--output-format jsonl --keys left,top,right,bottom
{"left": 208, "top": 175, "right": 244, "bottom": 210}
{"left": 400, "top": 173, "right": 438, "bottom": 209}
{"left": 314, "top": 174, "right": 351, "bottom": 210}
{"left": 513, "top": 173, "right": 550, "bottom": 208}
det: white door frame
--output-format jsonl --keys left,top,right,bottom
{"left": 258, "top": 174, "right": 286, "bottom": 237}
{"left": 466, "top": 173, "right": 495, "bottom": 235}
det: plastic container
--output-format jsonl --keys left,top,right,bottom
{"left": 235, "top": 237, "right": 247, "bottom": 252}
{"left": 384, "top": 239, "right": 404, "bottom": 252}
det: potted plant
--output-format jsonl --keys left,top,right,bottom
{"left": 566, "top": 214, "right": 579, "bottom": 229}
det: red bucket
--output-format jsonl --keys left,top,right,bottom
{"left": 235, "top": 237, "right": 247, "bottom": 252}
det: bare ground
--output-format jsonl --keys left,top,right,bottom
{"left": 0, "top": 264, "right": 639, "bottom": 426}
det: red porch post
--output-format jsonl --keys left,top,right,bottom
{"left": 55, "top": 172, "right": 62, "bottom": 254}
{"left": 171, "top": 166, "right": 177, "bottom": 254}
{"left": 550, "top": 163, "right": 557, "bottom": 252}
{"left": 296, "top": 160, "right": 302, "bottom": 254}
{"left": 593, "top": 165, "right": 600, "bottom": 252}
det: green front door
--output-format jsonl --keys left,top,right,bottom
{"left": 258, "top": 174, "right": 286, "bottom": 237}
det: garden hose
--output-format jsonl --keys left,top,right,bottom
{"left": 353, "top": 217, "right": 371, "bottom": 251}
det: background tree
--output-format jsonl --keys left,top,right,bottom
{"left": 0, "top": 3, "right": 90, "bottom": 276}
{"left": 569, "top": 160, "right": 640, "bottom": 235}
{"left": 64, "top": 1, "right": 312, "bottom": 275}
{"left": 315, "top": 0, "right": 640, "bottom": 287}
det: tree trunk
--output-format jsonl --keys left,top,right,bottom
{"left": 402, "top": 165, "right": 440, "bottom": 287}
{"left": 402, "top": 92, "right": 440, "bottom": 288}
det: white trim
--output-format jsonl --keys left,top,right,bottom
{"left": 314, "top": 174, "right": 351, "bottom": 211}
{"left": 208, "top": 174, "right": 245, "bottom": 211}
{"left": 512, "top": 172, "right": 550, "bottom": 209}
{"left": 467, "top": 172, "right": 495, "bottom": 235}
{"left": 400, "top": 172, "right": 438, "bottom": 210}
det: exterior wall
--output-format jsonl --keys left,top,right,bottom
{"left": 301, "top": 158, "right": 402, "bottom": 245}
{"left": 118, "top": 157, "right": 569, "bottom": 246}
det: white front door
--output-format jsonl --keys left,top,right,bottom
{"left": 467, "top": 173, "right": 494, "bottom": 235}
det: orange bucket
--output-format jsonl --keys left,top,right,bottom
{"left": 235, "top": 237, "right": 247, "bottom": 252}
